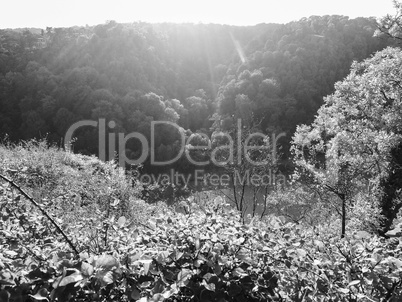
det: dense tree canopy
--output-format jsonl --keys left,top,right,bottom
{"left": 0, "top": 16, "right": 395, "bottom": 173}
{"left": 215, "top": 15, "right": 394, "bottom": 162}
{"left": 375, "top": 0, "right": 402, "bottom": 41}
{"left": 292, "top": 46, "right": 402, "bottom": 236}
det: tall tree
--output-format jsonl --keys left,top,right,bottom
{"left": 375, "top": 0, "right": 402, "bottom": 42}
{"left": 292, "top": 47, "right": 402, "bottom": 236}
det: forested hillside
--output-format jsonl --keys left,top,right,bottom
{"left": 4, "top": 4, "right": 402, "bottom": 300}
{"left": 0, "top": 16, "right": 393, "bottom": 171}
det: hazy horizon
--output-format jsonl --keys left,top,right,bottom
{"left": 0, "top": 0, "right": 395, "bottom": 29}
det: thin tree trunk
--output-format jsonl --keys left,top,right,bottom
{"left": 341, "top": 195, "right": 346, "bottom": 238}
{"left": 260, "top": 186, "right": 269, "bottom": 219}
{"left": 231, "top": 173, "right": 239, "bottom": 211}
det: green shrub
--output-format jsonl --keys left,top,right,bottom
{"left": 1, "top": 141, "right": 402, "bottom": 301}
{"left": 2, "top": 181, "right": 402, "bottom": 301}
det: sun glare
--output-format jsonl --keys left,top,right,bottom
{"left": 0, "top": 0, "right": 396, "bottom": 29}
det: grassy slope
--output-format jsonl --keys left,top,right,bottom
{"left": 0, "top": 140, "right": 166, "bottom": 249}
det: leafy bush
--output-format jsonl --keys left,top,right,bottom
{"left": 1, "top": 142, "right": 402, "bottom": 301}
{"left": 0, "top": 139, "right": 151, "bottom": 220}
{"left": 2, "top": 180, "right": 402, "bottom": 301}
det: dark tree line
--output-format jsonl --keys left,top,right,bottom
{"left": 0, "top": 17, "right": 395, "bottom": 174}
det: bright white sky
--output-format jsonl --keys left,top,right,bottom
{"left": 0, "top": 0, "right": 396, "bottom": 29}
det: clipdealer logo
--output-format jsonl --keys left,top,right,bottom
{"left": 136, "top": 169, "right": 287, "bottom": 188}
{"left": 64, "top": 118, "right": 285, "bottom": 168}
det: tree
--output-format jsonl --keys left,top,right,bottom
{"left": 292, "top": 47, "right": 402, "bottom": 236}
{"left": 210, "top": 112, "right": 279, "bottom": 221}
{"left": 375, "top": 1, "right": 402, "bottom": 42}
{"left": 185, "top": 95, "right": 210, "bottom": 131}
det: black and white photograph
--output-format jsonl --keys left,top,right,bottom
{"left": 1, "top": 1, "right": 402, "bottom": 301}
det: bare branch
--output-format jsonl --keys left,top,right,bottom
{"left": 0, "top": 173, "right": 79, "bottom": 256}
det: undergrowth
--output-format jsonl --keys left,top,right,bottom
{"left": 1, "top": 141, "right": 402, "bottom": 301}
